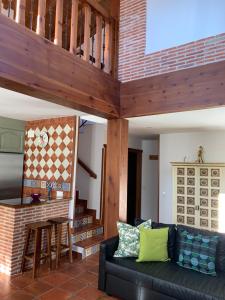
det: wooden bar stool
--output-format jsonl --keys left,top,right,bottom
{"left": 48, "top": 217, "right": 73, "bottom": 268}
{"left": 21, "top": 221, "right": 52, "bottom": 279}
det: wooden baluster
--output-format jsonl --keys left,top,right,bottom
{"left": 36, "top": 0, "right": 46, "bottom": 37}
{"left": 70, "top": 0, "right": 79, "bottom": 55}
{"left": 83, "top": 3, "right": 91, "bottom": 62}
{"left": 104, "top": 20, "right": 112, "bottom": 74}
{"left": 54, "top": 0, "right": 63, "bottom": 47}
{"left": 95, "top": 14, "right": 102, "bottom": 69}
{"left": 0, "top": 0, "right": 2, "bottom": 14}
{"left": 16, "top": 0, "right": 26, "bottom": 25}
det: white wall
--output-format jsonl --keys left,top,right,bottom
{"left": 159, "top": 131, "right": 225, "bottom": 224}
{"left": 76, "top": 124, "right": 107, "bottom": 219}
{"left": 146, "top": 0, "right": 225, "bottom": 53}
{"left": 141, "top": 140, "right": 159, "bottom": 221}
{"left": 77, "top": 125, "right": 160, "bottom": 222}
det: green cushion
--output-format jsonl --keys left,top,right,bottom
{"left": 137, "top": 227, "right": 169, "bottom": 262}
{"left": 114, "top": 219, "right": 152, "bottom": 258}
{"left": 177, "top": 229, "right": 219, "bottom": 276}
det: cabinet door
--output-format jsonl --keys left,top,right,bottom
{"left": 0, "top": 128, "right": 24, "bottom": 153}
{"left": 174, "top": 166, "right": 198, "bottom": 228}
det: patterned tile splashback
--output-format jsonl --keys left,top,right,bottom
{"left": 23, "top": 117, "right": 77, "bottom": 195}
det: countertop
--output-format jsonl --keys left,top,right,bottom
{"left": 0, "top": 196, "right": 72, "bottom": 208}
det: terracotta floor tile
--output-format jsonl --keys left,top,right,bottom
{"left": 76, "top": 286, "right": 105, "bottom": 300}
{"left": 60, "top": 278, "right": 87, "bottom": 294}
{"left": 24, "top": 280, "right": 53, "bottom": 297}
{"left": 40, "top": 272, "right": 72, "bottom": 286}
{"left": 2, "top": 290, "right": 34, "bottom": 300}
{"left": 10, "top": 274, "right": 34, "bottom": 289}
{"left": 0, "top": 253, "right": 120, "bottom": 300}
{"left": 38, "top": 288, "right": 72, "bottom": 300}
{"left": 75, "top": 271, "right": 97, "bottom": 284}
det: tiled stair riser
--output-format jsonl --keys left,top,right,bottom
{"left": 74, "top": 216, "right": 93, "bottom": 228}
{"left": 72, "top": 226, "right": 104, "bottom": 243}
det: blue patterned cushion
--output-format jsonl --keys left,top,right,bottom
{"left": 177, "top": 229, "right": 219, "bottom": 276}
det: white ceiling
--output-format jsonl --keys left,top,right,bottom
{"left": 128, "top": 108, "right": 225, "bottom": 137}
{"left": 0, "top": 88, "right": 84, "bottom": 120}
{"left": 1, "top": 88, "right": 225, "bottom": 137}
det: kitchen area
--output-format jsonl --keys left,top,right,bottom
{"left": 0, "top": 115, "right": 78, "bottom": 276}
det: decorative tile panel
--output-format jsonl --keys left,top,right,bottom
{"left": 23, "top": 117, "right": 76, "bottom": 197}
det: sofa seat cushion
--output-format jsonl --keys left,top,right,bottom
{"left": 106, "top": 258, "right": 225, "bottom": 300}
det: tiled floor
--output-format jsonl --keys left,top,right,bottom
{"left": 0, "top": 254, "right": 119, "bottom": 300}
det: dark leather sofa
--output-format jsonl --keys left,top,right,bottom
{"left": 98, "top": 223, "right": 225, "bottom": 300}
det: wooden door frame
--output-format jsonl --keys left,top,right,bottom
{"left": 128, "top": 148, "right": 143, "bottom": 219}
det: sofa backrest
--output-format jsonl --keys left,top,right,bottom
{"left": 176, "top": 225, "right": 225, "bottom": 273}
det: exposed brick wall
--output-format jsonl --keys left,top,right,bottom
{"left": 119, "top": 0, "right": 225, "bottom": 82}
{"left": 0, "top": 200, "right": 70, "bottom": 276}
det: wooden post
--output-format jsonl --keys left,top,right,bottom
{"left": 83, "top": 4, "right": 91, "bottom": 62}
{"left": 54, "top": 0, "right": 63, "bottom": 47}
{"left": 15, "top": 0, "right": 26, "bottom": 25}
{"left": 104, "top": 119, "right": 128, "bottom": 239}
{"left": 94, "top": 14, "right": 103, "bottom": 69}
{"left": 70, "top": 0, "right": 79, "bottom": 55}
{"left": 104, "top": 20, "right": 112, "bottom": 74}
{"left": 36, "top": 0, "right": 46, "bottom": 37}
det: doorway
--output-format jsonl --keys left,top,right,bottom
{"left": 127, "top": 148, "right": 142, "bottom": 225}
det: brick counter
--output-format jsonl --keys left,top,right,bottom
{"left": 0, "top": 199, "right": 71, "bottom": 276}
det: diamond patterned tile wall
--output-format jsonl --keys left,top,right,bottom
{"left": 23, "top": 117, "right": 77, "bottom": 196}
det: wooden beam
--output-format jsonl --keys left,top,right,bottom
{"left": 54, "top": 0, "right": 63, "bottom": 46}
{"left": 36, "top": 0, "right": 46, "bottom": 37}
{"left": 15, "top": 0, "right": 26, "bottom": 25}
{"left": 70, "top": 0, "right": 79, "bottom": 55}
{"left": 121, "top": 61, "right": 225, "bottom": 118}
{"left": 0, "top": 15, "right": 120, "bottom": 119}
{"left": 104, "top": 119, "right": 128, "bottom": 238}
{"left": 83, "top": 4, "right": 91, "bottom": 62}
{"left": 94, "top": 14, "right": 102, "bottom": 69}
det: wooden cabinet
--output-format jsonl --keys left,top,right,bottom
{"left": 0, "top": 128, "right": 24, "bottom": 153}
{"left": 172, "top": 163, "right": 225, "bottom": 232}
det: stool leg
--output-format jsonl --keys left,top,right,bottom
{"left": 47, "top": 227, "right": 52, "bottom": 270}
{"left": 21, "top": 228, "right": 31, "bottom": 273}
{"left": 33, "top": 228, "right": 42, "bottom": 279}
{"left": 56, "top": 223, "right": 62, "bottom": 269}
{"left": 67, "top": 223, "right": 73, "bottom": 263}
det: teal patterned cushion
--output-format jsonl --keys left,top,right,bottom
{"left": 177, "top": 229, "right": 219, "bottom": 276}
{"left": 114, "top": 220, "right": 152, "bottom": 258}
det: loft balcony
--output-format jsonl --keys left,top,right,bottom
{"left": 0, "top": 0, "right": 120, "bottom": 119}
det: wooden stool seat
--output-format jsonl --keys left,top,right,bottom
{"left": 48, "top": 217, "right": 73, "bottom": 268}
{"left": 21, "top": 221, "right": 52, "bottom": 279}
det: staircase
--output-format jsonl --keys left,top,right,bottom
{"left": 72, "top": 199, "right": 104, "bottom": 259}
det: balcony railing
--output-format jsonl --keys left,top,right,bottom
{"left": 0, "top": 0, "right": 117, "bottom": 76}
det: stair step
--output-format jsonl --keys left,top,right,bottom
{"left": 72, "top": 223, "right": 104, "bottom": 243}
{"left": 74, "top": 213, "right": 94, "bottom": 229}
{"left": 72, "top": 222, "right": 102, "bottom": 235}
{"left": 73, "top": 235, "right": 104, "bottom": 259}
{"left": 74, "top": 205, "right": 85, "bottom": 215}
{"left": 75, "top": 234, "right": 104, "bottom": 248}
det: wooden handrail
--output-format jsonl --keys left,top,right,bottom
{"left": 78, "top": 158, "right": 97, "bottom": 179}
{"left": 1, "top": 0, "right": 116, "bottom": 77}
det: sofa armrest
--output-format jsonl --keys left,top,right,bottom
{"left": 98, "top": 236, "right": 119, "bottom": 291}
